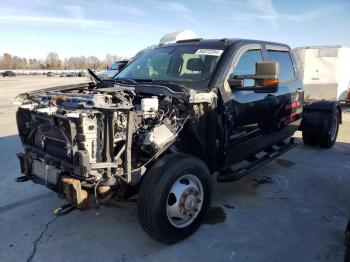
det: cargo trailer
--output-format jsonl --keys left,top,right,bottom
{"left": 293, "top": 45, "right": 350, "bottom": 102}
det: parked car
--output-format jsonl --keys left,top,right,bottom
{"left": 96, "top": 60, "right": 129, "bottom": 79}
{"left": 46, "top": 72, "right": 56, "bottom": 77}
{"left": 14, "top": 37, "right": 341, "bottom": 244}
{"left": 2, "top": 71, "right": 16, "bottom": 77}
{"left": 77, "top": 71, "right": 86, "bottom": 77}
{"left": 66, "top": 72, "right": 78, "bottom": 77}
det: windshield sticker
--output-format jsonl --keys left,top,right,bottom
{"left": 195, "top": 49, "right": 223, "bottom": 56}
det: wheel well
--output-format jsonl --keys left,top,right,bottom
{"left": 336, "top": 105, "right": 342, "bottom": 124}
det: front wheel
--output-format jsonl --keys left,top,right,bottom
{"left": 137, "top": 153, "right": 212, "bottom": 244}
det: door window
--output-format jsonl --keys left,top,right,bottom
{"left": 267, "top": 50, "right": 295, "bottom": 81}
{"left": 231, "top": 50, "right": 263, "bottom": 86}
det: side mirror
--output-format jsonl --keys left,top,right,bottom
{"left": 228, "top": 62, "right": 279, "bottom": 93}
{"left": 255, "top": 61, "right": 279, "bottom": 80}
{"left": 254, "top": 62, "right": 279, "bottom": 92}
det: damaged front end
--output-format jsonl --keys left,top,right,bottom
{"left": 15, "top": 83, "right": 201, "bottom": 209}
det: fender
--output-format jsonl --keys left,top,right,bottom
{"left": 299, "top": 100, "right": 342, "bottom": 135}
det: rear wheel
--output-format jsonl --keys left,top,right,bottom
{"left": 302, "top": 131, "right": 317, "bottom": 146}
{"left": 318, "top": 110, "right": 340, "bottom": 148}
{"left": 137, "top": 153, "right": 212, "bottom": 244}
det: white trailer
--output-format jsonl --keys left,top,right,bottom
{"left": 293, "top": 45, "right": 350, "bottom": 102}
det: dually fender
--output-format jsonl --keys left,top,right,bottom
{"left": 299, "top": 100, "right": 342, "bottom": 135}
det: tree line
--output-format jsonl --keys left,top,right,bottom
{"left": 0, "top": 52, "right": 127, "bottom": 70}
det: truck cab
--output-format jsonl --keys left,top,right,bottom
{"left": 15, "top": 38, "right": 341, "bottom": 244}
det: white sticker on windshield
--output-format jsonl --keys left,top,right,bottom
{"left": 195, "top": 49, "right": 223, "bottom": 56}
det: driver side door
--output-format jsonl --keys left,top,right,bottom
{"left": 223, "top": 44, "right": 273, "bottom": 164}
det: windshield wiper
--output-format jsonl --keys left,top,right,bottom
{"left": 146, "top": 79, "right": 188, "bottom": 93}
{"left": 87, "top": 69, "right": 101, "bottom": 82}
{"left": 114, "top": 78, "right": 138, "bottom": 85}
{"left": 114, "top": 78, "right": 188, "bottom": 94}
{"left": 132, "top": 79, "right": 187, "bottom": 89}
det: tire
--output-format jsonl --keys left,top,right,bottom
{"left": 302, "top": 131, "right": 318, "bottom": 146}
{"left": 318, "top": 110, "right": 340, "bottom": 148}
{"left": 346, "top": 219, "right": 350, "bottom": 262}
{"left": 137, "top": 153, "right": 212, "bottom": 244}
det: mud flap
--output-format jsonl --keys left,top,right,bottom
{"left": 16, "top": 152, "right": 31, "bottom": 177}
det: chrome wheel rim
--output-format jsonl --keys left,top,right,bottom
{"left": 166, "top": 174, "right": 204, "bottom": 228}
{"left": 330, "top": 114, "right": 338, "bottom": 141}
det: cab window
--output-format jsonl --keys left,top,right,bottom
{"left": 231, "top": 49, "right": 263, "bottom": 86}
{"left": 116, "top": 45, "right": 223, "bottom": 90}
{"left": 267, "top": 50, "right": 295, "bottom": 81}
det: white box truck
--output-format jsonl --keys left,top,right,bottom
{"left": 293, "top": 45, "right": 350, "bottom": 102}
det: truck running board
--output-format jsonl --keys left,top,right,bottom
{"left": 217, "top": 138, "right": 296, "bottom": 183}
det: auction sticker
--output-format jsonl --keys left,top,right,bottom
{"left": 195, "top": 49, "right": 223, "bottom": 56}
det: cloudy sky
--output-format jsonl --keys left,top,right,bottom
{"left": 0, "top": 0, "right": 349, "bottom": 59}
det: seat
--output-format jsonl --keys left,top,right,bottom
{"left": 181, "top": 58, "right": 205, "bottom": 80}
{"left": 186, "top": 58, "right": 204, "bottom": 72}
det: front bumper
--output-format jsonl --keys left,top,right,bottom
{"left": 17, "top": 152, "right": 60, "bottom": 190}
{"left": 17, "top": 151, "right": 89, "bottom": 208}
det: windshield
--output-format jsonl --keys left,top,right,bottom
{"left": 115, "top": 45, "right": 225, "bottom": 90}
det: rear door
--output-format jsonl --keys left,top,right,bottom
{"left": 264, "top": 45, "right": 303, "bottom": 134}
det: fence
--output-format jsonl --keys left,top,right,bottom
{"left": 0, "top": 69, "right": 88, "bottom": 75}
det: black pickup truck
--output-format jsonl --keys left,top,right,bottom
{"left": 15, "top": 38, "right": 341, "bottom": 244}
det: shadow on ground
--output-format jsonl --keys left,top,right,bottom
{"left": 0, "top": 134, "right": 349, "bottom": 262}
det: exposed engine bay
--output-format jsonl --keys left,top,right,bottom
{"left": 16, "top": 82, "right": 216, "bottom": 209}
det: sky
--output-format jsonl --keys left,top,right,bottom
{"left": 0, "top": 0, "right": 349, "bottom": 60}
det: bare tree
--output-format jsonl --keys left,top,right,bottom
{"left": 12, "top": 56, "right": 27, "bottom": 69}
{"left": 0, "top": 52, "right": 128, "bottom": 70}
{"left": 87, "top": 56, "right": 100, "bottom": 69}
{"left": 46, "top": 52, "right": 62, "bottom": 70}
{"left": 105, "top": 53, "right": 113, "bottom": 65}
{"left": 1, "top": 53, "right": 12, "bottom": 69}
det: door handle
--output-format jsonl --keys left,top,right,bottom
{"left": 296, "top": 88, "right": 303, "bottom": 93}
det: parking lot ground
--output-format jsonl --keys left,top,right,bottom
{"left": 0, "top": 76, "right": 89, "bottom": 136}
{"left": 0, "top": 77, "right": 349, "bottom": 262}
